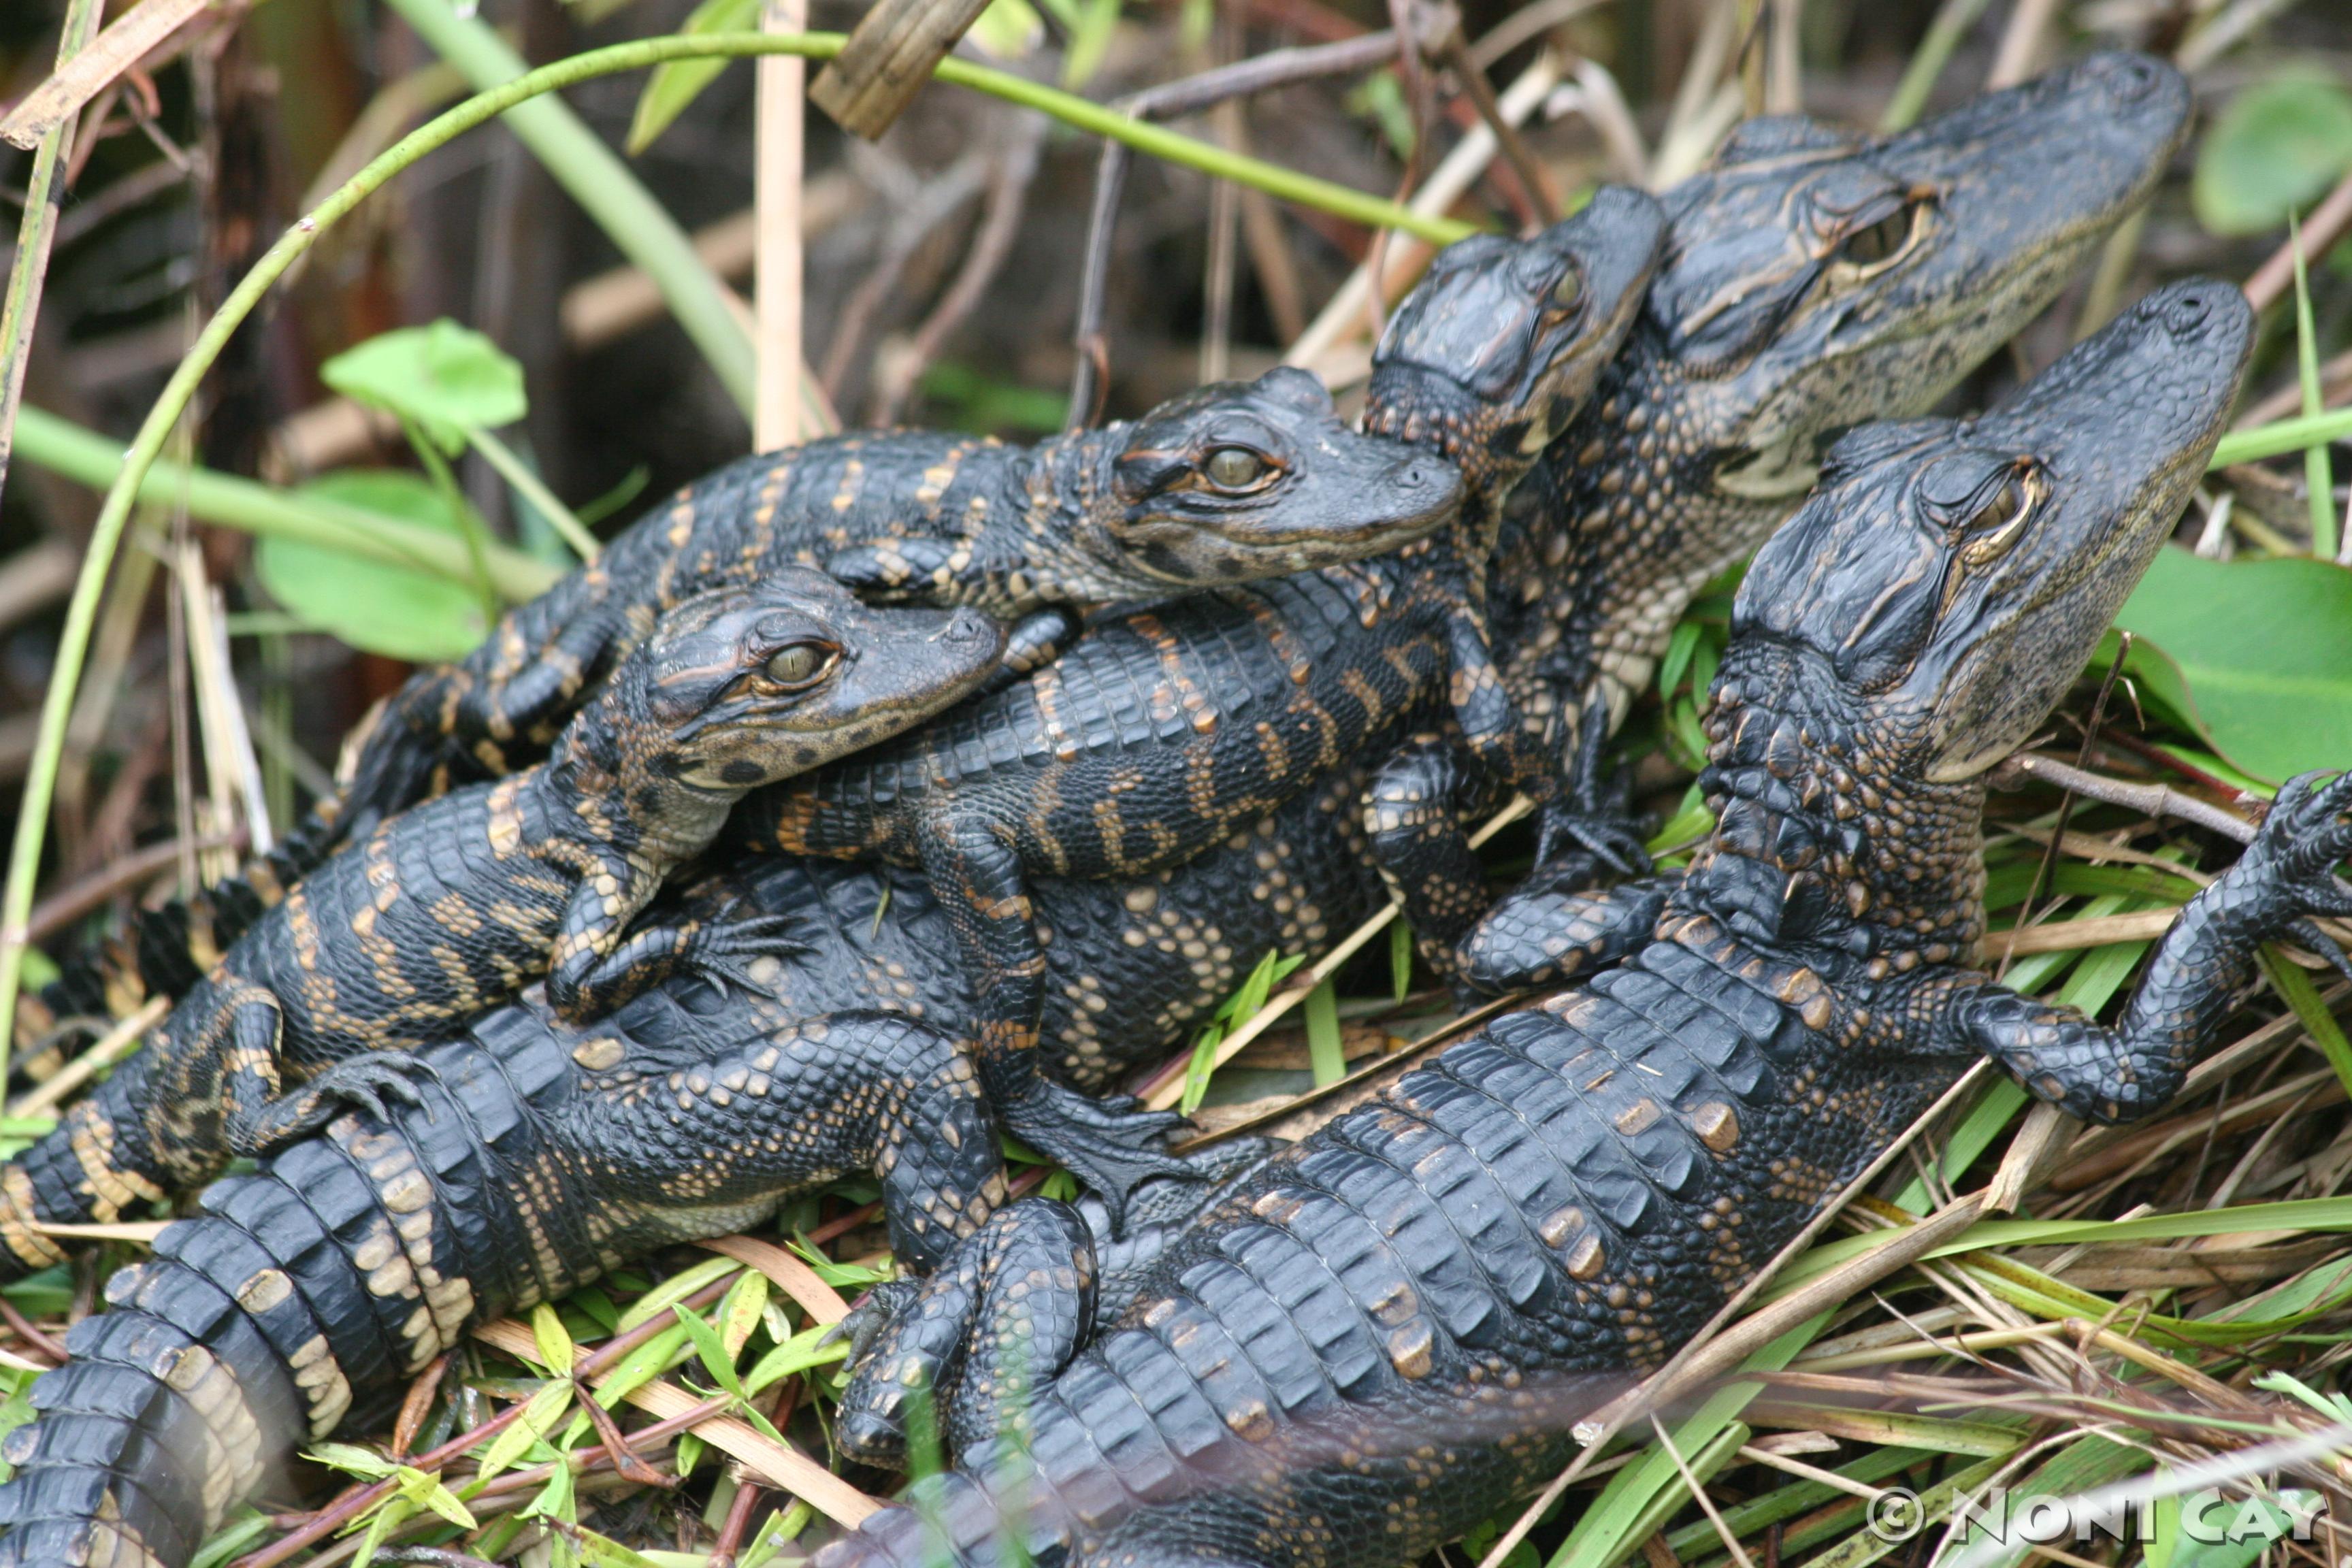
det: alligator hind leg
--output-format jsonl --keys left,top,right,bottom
{"left": 916, "top": 811, "right": 1194, "bottom": 1224}
{"left": 551, "top": 1009, "right": 1007, "bottom": 1271}
{"left": 232, "top": 1050, "right": 440, "bottom": 1159}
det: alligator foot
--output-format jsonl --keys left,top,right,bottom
{"left": 1001, "top": 1081, "right": 1198, "bottom": 1232}
{"left": 685, "top": 913, "right": 813, "bottom": 994}
{"left": 1533, "top": 804, "right": 1653, "bottom": 884}
{"left": 238, "top": 1052, "right": 440, "bottom": 1157}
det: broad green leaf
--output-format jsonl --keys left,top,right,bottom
{"left": 532, "top": 1300, "right": 577, "bottom": 1377}
{"left": 2193, "top": 73, "right": 2352, "bottom": 235}
{"left": 2086, "top": 627, "right": 2219, "bottom": 759}
{"left": 745, "top": 1324, "right": 848, "bottom": 1395}
{"left": 574, "top": 1525, "right": 664, "bottom": 1567}
{"left": 673, "top": 1302, "right": 748, "bottom": 1399}
{"left": 187, "top": 1512, "right": 274, "bottom": 1568}
{"left": 472, "top": 1379, "right": 574, "bottom": 1484}
{"left": 718, "top": 1267, "right": 768, "bottom": 1358}
{"left": 256, "top": 472, "right": 490, "bottom": 662}
{"left": 2114, "top": 549, "right": 2352, "bottom": 783}
{"left": 1389, "top": 917, "right": 1412, "bottom": 1002}
{"left": 615, "top": 1255, "right": 743, "bottom": 1331}
{"left": 321, "top": 321, "right": 527, "bottom": 453}
{"left": 306, "top": 1441, "right": 397, "bottom": 1480}
{"left": 625, "top": 0, "right": 760, "bottom": 154}
{"left": 393, "top": 1464, "right": 477, "bottom": 1529}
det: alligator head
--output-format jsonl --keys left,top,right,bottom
{"left": 1073, "top": 365, "right": 1463, "bottom": 593}
{"left": 1362, "top": 184, "right": 1665, "bottom": 495}
{"left": 1697, "top": 280, "right": 2252, "bottom": 959}
{"left": 1501, "top": 50, "right": 2192, "bottom": 753}
{"left": 579, "top": 568, "right": 1007, "bottom": 798}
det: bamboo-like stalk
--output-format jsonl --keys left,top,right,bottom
{"left": 755, "top": 0, "right": 808, "bottom": 450}
{"left": 10, "top": 405, "right": 561, "bottom": 598}
{"left": 0, "top": 27, "right": 1474, "bottom": 1078}
{"left": 0, "top": 0, "right": 106, "bottom": 521}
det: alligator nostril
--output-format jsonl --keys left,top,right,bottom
{"left": 2163, "top": 290, "right": 2212, "bottom": 334}
{"left": 2086, "top": 52, "right": 2159, "bottom": 101}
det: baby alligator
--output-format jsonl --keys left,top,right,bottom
{"left": 725, "top": 189, "right": 1664, "bottom": 1211}
{"left": 32, "top": 367, "right": 1456, "bottom": 1028}
{"left": 0, "top": 573, "right": 1005, "bottom": 1280}
{"left": 808, "top": 284, "right": 2342, "bottom": 1568}
{"left": 1491, "top": 52, "right": 2189, "bottom": 883}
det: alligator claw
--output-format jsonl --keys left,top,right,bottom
{"left": 830, "top": 1278, "right": 922, "bottom": 1364}
{"left": 2244, "top": 771, "right": 2352, "bottom": 927}
{"left": 1003, "top": 1081, "right": 1198, "bottom": 1234}
{"left": 684, "top": 913, "right": 811, "bottom": 994}
{"left": 2285, "top": 918, "right": 2352, "bottom": 990}
{"left": 240, "top": 1053, "right": 441, "bottom": 1157}
{"left": 1534, "top": 804, "right": 1652, "bottom": 882}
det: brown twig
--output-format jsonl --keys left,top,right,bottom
{"left": 709, "top": 1472, "right": 766, "bottom": 1568}
{"left": 872, "top": 118, "right": 1045, "bottom": 425}
{"left": 390, "top": 1354, "right": 451, "bottom": 1458}
{"left": 1439, "top": 23, "right": 1555, "bottom": 224}
{"left": 0, "top": 1294, "right": 66, "bottom": 1363}
{"left": 1997, "top": 753, "right": 2259, "bottom": 845}
{"left": 22, "top": 827, "right": 244, "bottom": 943}
{"left": 2245, "top": 169, "right": 2352, "bottom": 314}
{"left": 1065, "top": 27, "right": 1411, "bottom": 427}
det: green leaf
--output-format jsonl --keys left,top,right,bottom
{"left": 624, "top": 0, "right": 760, "bottom": 154}
{"left": 717, "top": 1267, "right": 768, "bottom": 1358}
{"left": 2193, "top": 73, "right": 2352, "bottom": 235}
{"left": 1303, "top": 979, "right": 1345, "bottom": 1086}
{"left": 393, "top": 1464, "right": 478, "bottom": 1529}
{"left": 574, "top": 1524, "right": 664, "bottom": 1567}
{"left": 672, "top": 1302, "right": 748, "bottom": 1400}
{"left": 616, "top": 1255, "right": 744, "bottom": 1330}
{"left": 472, "top": 1379, "right": 574, "bottom": 1484}
{"left": 255, "top": 471, "right": 491, "bottom": 661}
{"left": 2114, "top": 547, "right": 2352, "bottom": 783}
{"left": 970, "top": 0, "right": 1044, "bottom": 59}
{"left": 321, "top": 321, "right": 528, "bottom": 454}
{"left": 306, "top": 1441, "right": 397, "bottom": 1480}
{"left": 745, "top": 1324, "right": 848, "bottom": 1395}
{"left": 532, "top": 1301, "right": 577, "bottom": 1377}
{"left": 1389, "top": 917, "right": 1412, "bottom": 1002}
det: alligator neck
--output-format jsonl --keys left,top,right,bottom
{"left": 979, "top": 425, "right": 1139, "bottom": 608}
{"left": 1677, "top": 644, "right": 1987, "bottom": 975}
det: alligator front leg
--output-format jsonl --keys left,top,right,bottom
{"left": 1455, "top": 874, "right": 1678, "bottom": 994}
{"left": 544, "top": 855, "right": 803, "bottom": 1022}
{"left": 1947, "top": 770, "right": 2352, "bottom": 1122}
{"left": 916, "top": 810, "right": 1194, "bottom": 1222}
{"left": 1363, "top": 735, "right": 1501, "bottom": 979}
{"left": 555, "top": 1010, "right": 1007, "bottom": 1271}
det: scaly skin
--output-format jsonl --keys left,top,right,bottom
{"left": 804, "top": 285, "right": 2340, "bottom": 1568}
{"left": 0, "top": 574, "right": 1006, "bottom": 1281}
{"left": 1492, "top": 52, "right": 2190, "bottom": 884}
{"left": 29, "top": 368, "right": 1458, "bottom": 1032}
{"left": 722, "top": 193, "right": 1667, "bottom": 1214}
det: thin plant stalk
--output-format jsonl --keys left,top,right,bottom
{"left": 1880, "top": 0, "right": 1996, "bottom": 131}
{"left": 11, "top": 404, "right": 561, "bottom": 597}
{"left": 0, "top": 28, "right": 1471, "bottom": 1066}
{"left": 0, "top": 0, "right": 107, "bottom": 519}
{"left": 470, "top": 429, "right": 601, "bottom": 560}
{"left": 2290, "top": 215, "right": 2340, "bottom": 559}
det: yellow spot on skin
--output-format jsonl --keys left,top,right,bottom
{"left": 1386, "top": 1320, "right": 1433, "bottom": 1379}
{"left": 1225, "top": 1400, "right": 1275, "bottom": 1441}
{"left": 1615, "top": 1098, "right": 1661, "bottom": 1136}
{"left": 1692, "top": 1101, "right": 1740, "bottom": 1154}
{"left": 238, "top": 1269, "right": 292, "bottom": 1312}
{"left": 1538, "top": 1205, "right": 1585, "bottom": 1248}
{"left": 572, "top": 1035, "right": 625, "bottom": 1071}
{"left": 1567, "top": 1233, "right": 1605, "bottom": 1280}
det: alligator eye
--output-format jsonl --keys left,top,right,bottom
{"left": 1549, "top": 265, "right": 1584, "bottom": 311}
{"left": 764, "top": 642, "right": 834, "bottom": 686}
{"left": 1204, "top": 447, "right": 1270, "bottom": 490}
{"left": 1957, "top": 468, "right": 2041, "bottom": 569}
{"left": 1836, "top": 206, "right": 1914, "bottom": 268}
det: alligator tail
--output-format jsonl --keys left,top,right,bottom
{"left": 0, "top": 1060, "right": 172, "bottom": 1283}
{"left": 0, "top": 1028, "right": 557, "bottom": 1565}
